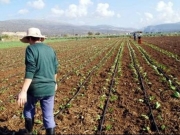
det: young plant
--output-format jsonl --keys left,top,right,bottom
{"left": 66, "top": 103, "right": 72, "bottom": 108}
{"left": 173, "top": 91, "right": 180, "bottom": 98}
{"left": 149, "top": 96, "right": 155, "bottom": 101}
{"left": 141, "top": 114, "right": 149, "bottom": 119}
{"left": 161, "top": 124, "right": 166, "bottom": 130}
{"left": 105, "top": 124, "right": 112, "bottom": 131}
{"left": 110, "top": 94, "right": 118, "bottom": 102}
{"left": 96, "top": 114, "right": 101, "bottom": 120}
{"left": 143, "top": 126, "right": 150, "bottom": 133}
{"left": 155, "top": 101, "right": 161, "bottom": 109}
{"left": 99, "top": 103, "right": 104, "bottom": 110}
{"left": 35, "top": 119, "right": 43, "bottom": 124}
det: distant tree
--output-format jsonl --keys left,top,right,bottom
{"left": 95, "top": 32, "right": 100, "bottom": 35}
{"left": 88, "top": 31, "right": 93, "bottom": 36}
{"left": 2, "top": 34, "right": 10, "bottom": 40}
{"left": 62, "top": 34, "right": 68, "bottom": 37}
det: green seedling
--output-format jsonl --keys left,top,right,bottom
{"left": 59, "top": 104, "right": 66, "bottom": 109}
{"left": 143, "top": 72, "right": 147, "bottom": 78}
{"left": 138, "top": 99, "right": 144, "bottom": 102}
{"left": 161, "top": 125, "right": 166, "bottom": 130}
{"left": 157, "top": 115, "right": 163, "bottom": 121}
{"left": 96, "top": 115, "right": 101, "bottom": 120}
{"left": 173, "top": 91, "right": 180, "bottom": 98}
{"left": 141, "top": 114, "right": 149, "bottom": 119}
{"left": 36, "top": 102, "right": 40, "bottom": 107}
{"left": 105, "top": 124, "right": 112, "bottom": 131}
{"left": 93, "top": 126, "right": 98, "bottom": 131}
{"left": 143, "top": 126, "right": 150, "bottom": 132}
{"left": 35, "top": 119, "right": 43, "bottom": 124}
{"left": 155, "top": 102, "right": 161, "bottom": 109}
{"left": 108, "top": 107, "right": 114, "bottom": 113}
{"left": 53, "top": 110, "right": 60, "bottom": 115}
{"left": 21, "top": 111, "right": 24, "bottom": 119}
{"left": 33, "top": 130, "right": 38, "bottom": 135}
{"left": 66, "top": 103, "right": 72, "bottom": 108}
{"left": 100, "top": 94, "right": 106, "bottom": 101}
{"left": 110, "top": 95, "right": 118, "bottom": 102}
{"left": 170, "top": 85, "right": 176, "bottom": 91}
{"left": 168, "top": 80, "right": 176, "bottom": 90}
{"left": 99, "top": 103, "right": 104, "bottom": 109}
{"left": 149, "top": 96, "right": 155, "bottom": 101}
{"left": 0, "top": 106, "right": 5, "bottom": 111}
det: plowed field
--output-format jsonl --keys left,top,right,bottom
{"left": 0, "top": 36, "right": 180, "bottom": 134}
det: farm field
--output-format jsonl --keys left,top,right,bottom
{"left": 0, "top": 36, "right": 180, "bottom": 134}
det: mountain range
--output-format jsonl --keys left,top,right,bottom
{"left": 143, "top": 22, "right": 180, "bottom": 33}
{"left": 0, "top": 19, "right": 135, "bottom": 36}
{"left": 0, "top": 19, "right": 180, "bottom": 36}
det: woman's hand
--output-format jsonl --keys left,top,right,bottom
{"left": 17, "top": 78, "right": 32, "bottom": 107}
{"left": 55, "top": 83, "right": 58, "bottom": 91}
{"left": 17, "top": 91, "right": 27, "bottom": 107}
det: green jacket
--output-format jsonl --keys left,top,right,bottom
{"left": 25, "top": 43, "right": 59, "bottom": 97}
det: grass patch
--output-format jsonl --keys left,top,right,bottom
{"left": 0, "top": 38, "right": 74, "bottom": 49}
{"left": 0, "top": 41, "right": 26, "bottom": 49}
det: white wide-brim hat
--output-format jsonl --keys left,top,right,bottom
{"left": 20, "top": 27, "right": 46, "bottom": 43}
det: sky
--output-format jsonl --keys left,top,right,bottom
{"left": 0, "top": 0, "right": 180, "bottom": 29}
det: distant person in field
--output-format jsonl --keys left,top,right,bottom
{"left": 137, "top": 32, "right": 142, "bottom": 44}
{"left": 17, "top": 27, "right": 59, "bottom": 135}
{"left": 133, "top": 32, "right": 136, "bottom": 41}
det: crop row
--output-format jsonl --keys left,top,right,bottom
{"left": 0, "top": 37, "right": 179, "bottom": 134}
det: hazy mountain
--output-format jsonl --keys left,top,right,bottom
{"left": 143, "top": 22, "right": 180, "bottom": 33}
{"left": 0, "top": 19, "right": 136, "bottom": 36}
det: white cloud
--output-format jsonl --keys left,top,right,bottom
{"left": 51, "top": 0, "right": 93, "bottom": 18}
{"left": 139, "top": 1, "right": 180, "bottom": 27}
{"left": 18, "top": 9, "right": 29, "bottom": 14}
{"left": 96, "top": 3, "right": 115, "bottom": 17}
{"left": 51, "top": 6, "right": 64, "bottom": 16}
{"left": 66, "top": 0, "right": 93, "bottom": 18}
{"left": 79, "top": 0, "right": 93, "bottom": 6}
{"left": 156, "top": 1, "right": 180, "bottom": 23}
{"left": 138, "top": 12, "right": 153, "bottom": 27}
{"left": 144, "top": 12, "right": 153, "bottom": 20}
{"left": 0, "top": 0, "right": 10, "bottom": 4}
{"left": 156, "top": 1, "right": 173, "bottom": 13}
{"left": 66, "top": 4, "right": 81, "bottom": 18}
{"left": 27, "top": 0, "right": 45, "bottom": 9}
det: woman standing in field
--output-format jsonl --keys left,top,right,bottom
{"left": 17, "top": 27, "right": 59, "bottom": 135}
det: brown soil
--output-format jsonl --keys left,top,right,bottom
{"left": 0, "top": 37, "right": 180, "bottom": 134}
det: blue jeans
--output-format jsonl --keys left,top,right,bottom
{"left": 23, "top": 95, "right": 56, "bottom": 129}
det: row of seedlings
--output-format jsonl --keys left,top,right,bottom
{"left": 96, "top": 41, "right": 124, "bottom": 134}
{"left": 141, "top": 42, "right": 180, "bottom": 62}
{"left": 128, "top": 42, "right": 161, "bottom": 134}
{"left": 131, "top": 41, "right": 180, "bottom": 134}
{"left": 36, "top": 39, "right": 122, "bottom": 134}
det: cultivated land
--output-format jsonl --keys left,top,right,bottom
{"left": 0, "top": 36, "right": 180, "bottom": 134}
